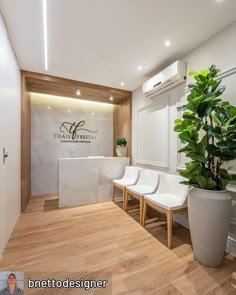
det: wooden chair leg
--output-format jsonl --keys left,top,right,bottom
{"left": 112, "top": 184, "right": 115, "bottom": 201}
{"left": 124, "top": 190, "right": 129, "bottom": 211}
{"left": 122, "top": 188, "right": 125, "bottom": 209}
{"left": 167, "top": 211, "right": 173, "bottom": 249}
{"left": 140, "top": 196, "right": 144, "bottom": 224}
{"left": 142, "top": 201, "right": 147, "bottom": 226}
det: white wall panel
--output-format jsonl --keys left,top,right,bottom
{"left": 0, "top": 13, "right": 21, "bottom": 258}
{"left": 136, "top": 98, "right": 169, "bottom": 168}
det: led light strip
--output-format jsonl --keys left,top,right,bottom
{"left": 43, "top": 0, "right": 48, "bottom": 71}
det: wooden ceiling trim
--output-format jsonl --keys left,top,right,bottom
{"left": 21, "top": 71, "right": 131, "bottom": 105}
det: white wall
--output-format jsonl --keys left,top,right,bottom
{"left": 31, "top": 93, "right": 114, "bottom": 196}
{"left": 132, "top": 21, "right": 236, "bottom": 173}
{"left": 132, "top": 21, "right": 236, "bottom": 252}
{"left": 0, "top": 13, "right": 21, "bottom": 258}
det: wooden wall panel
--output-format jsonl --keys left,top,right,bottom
{"left": 21, "top": 74, "right": 31, "bottom": 211}
{"left": 20, "top": 71, "right": 132, "bottom": 211}
{"left": 22, "top": 71, "right": 131, "bottom": 105}
{"left": 113, "top": 95, "right": 132, "bottom": 159}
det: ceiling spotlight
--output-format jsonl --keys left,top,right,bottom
{"left": 76, "top": 89, "right": 81, "bottom": 96}
{"left": 47, "top": 106, "right": 50, "bottom": 110}
{"left": 67, "top": 109, "right": 71, "bottom": 113}
{"left": 91, "top": 112, "right": 95, "bottom": 116}
{"left": 121, "top": 82, "right": 125, "bottom": 86}
{"left": 138, "top": 65, "right": 142, "bottom": 71}
{"left": 165, "top": 40, "right": 171, "bottom": 47}
{"left": 216, "top": 0, "right": 223, "bottom": 2}
{"left": 109, "top": 95, "right": 114, "bottom": 101}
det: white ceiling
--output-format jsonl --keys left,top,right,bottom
{"left": 1, "top": 0, "right": 236, "bottom": 91}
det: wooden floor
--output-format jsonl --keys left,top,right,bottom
{"left": 0, "top": 195, "right": 236, "bottom": 294}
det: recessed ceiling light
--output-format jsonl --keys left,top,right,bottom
{"left": 138, "top": 65, "right": 142, "bottom": 71}
{"left": 216, "top": 0, "right": 223, "bottom": 2}
{"left": 67, "top": 109, "right": 71, "bottom": 113}
{"left": 109, "top": 95, "right": 114, "bottom": 101}
{"left": 121, "top": 82, "right": 125, "bottom": 86}
{"left": 91, "top": 112, "right": 95, "bottom": 116}
{"left": 47, "top": 106, "right": 50, "bottom": 110}
{"left": 165, "top": 40, "right": 171, "bottom": 47}
{"left": 76, "top": 89, "right": 81, "bottom": 96}
{"left": 43, "top": 0, "right": 48, "bottom": 71}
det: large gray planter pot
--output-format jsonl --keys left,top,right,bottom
{"left": 188, "top": 188, "right": 232, "bottom": 268}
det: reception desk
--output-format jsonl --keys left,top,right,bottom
{"left": 59, "top": 157, "right": 130, "bottom": 207}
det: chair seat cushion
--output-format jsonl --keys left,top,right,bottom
{"left": 127, "top": 185, "right": 155, "bottom": 196}
{"left": 113, "top": 179, "right": 136, "bottom": 187}
{"left": 144, "top": 193, "right": 187, "bottom": 210}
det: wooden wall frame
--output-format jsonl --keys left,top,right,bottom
{"left": 21, "top": 71, "right": 132, "bottom": 211}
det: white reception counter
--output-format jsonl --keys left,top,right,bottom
{"left": 59, "top": 157, "right": 130, "bottom": 207}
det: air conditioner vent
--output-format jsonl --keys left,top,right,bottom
{"left": 142, "top": 60, "right": 187, "bottom": 98}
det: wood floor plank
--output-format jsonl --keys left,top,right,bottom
{"left": 0, "top": 195, "right": 236, "bottom": 294}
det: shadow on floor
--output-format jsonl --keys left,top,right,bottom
{"left": 113, "top": 197, "right": 192, "bottom": 250}
{"left": 44, "top": 198, "right": 59, "bottom": 211}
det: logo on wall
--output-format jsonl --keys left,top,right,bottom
{"left": 53, "top": 121, "right": 98, "bottom": 143}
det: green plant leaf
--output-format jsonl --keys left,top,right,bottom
{"left": 212, "top": 114, "right": 222, "bottom": 125}
{"left": 174, "top": 119, "right": 182, "bottom": 125}
{"left": 219, "top": 169, "right": 232, "bottom": 180}
{"left": 179, "top": 131, "right": 192, "bottom": 143}
{"left": 218, "top": 178, "right": 230, "bottom": 190}
{"left": 207, "top": 144, "right": 221, "bottom": 157}
{"left": 191, "top": 175, "right": 208, "bottom": 189}
{"left": 197, "top": 101, "right": 211, "bottom": 117}
{"left": 216, "top": 140, "right": 236, "bottom": 150}
{"left": 198, "top": 135, "right": 207, "bottom": 155}
{"left": 182, "top": 114, "right": 201, "bottom": 122}
{"left": 206, "top": 178, "right": 217, "bottom": 189}
{"left": 220, "top": 150, "right": 236, "bottom": 161}
{"left": 184, "top": 102, "right": 196, "bottom": 112}
{"left": 178, "top": 145, "right": 192, "bottom": 153}
{"left": 174, "top": 125, "right": 184, "bottom": 132}
{"left": 189, "top": 70, "right": 199, "bottom": 76}
{"left": 186, "top": 152, "right": 206, "bottom": 163}
{"left": 200, "top": 69, "right": 210, "bottom": 76}
{"left": 207, "top": 126, "right": 222, "bottom": 138}
{"left": 215, "top": 85, "right": 226, "bottom": 97}
{"left": 116, "top": 137, "right": 127, "bottom": 146}
{"left": 187, "top": 83, "right": 197, "bottom": 88}
{"left": 229, "top": 106, "right": 236, "bottom": 116}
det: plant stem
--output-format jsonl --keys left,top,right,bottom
{"left": 216, "top": 159, "right": 220, "bottom": 190}
{"left": 205, "top": 118, "right": 212, "bottom": 174}
{"left": 209, "top": 115, "right": 216, "bottom": 180}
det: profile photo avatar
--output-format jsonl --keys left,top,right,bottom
{"left": 0, "top": 273, "right": 24, "bottom": 295}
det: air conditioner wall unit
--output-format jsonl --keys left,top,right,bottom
{"left": 142, "top": 60, "right": 187, "bottom": 98}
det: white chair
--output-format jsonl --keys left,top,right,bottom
{"left": 142, "top": 174, "right": 189, "bottom": 249}
{"left": 124, "top": 169, "right": 161, "bottom": 224}
{"left": 112, "top": 166, "right": 142, "bottom": 209}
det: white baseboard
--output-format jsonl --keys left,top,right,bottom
{"left": 227, "top": 233, "right": 236, "bottom": 256}
{"left": 174, "top": 212, "right": 189, "bottom": 229}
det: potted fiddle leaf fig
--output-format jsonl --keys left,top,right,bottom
{"left": 174, "top": 65, "right": 236, "bottom": 267}
{"left": 116, "top": 137, "right": 127, "bottom": 157}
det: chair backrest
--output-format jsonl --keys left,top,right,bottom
{"left": 136, "top": 169, "right": 161, "bottom": 189}
{"left": 122, "top": 166, "right": 142, "bottom": 182}
{"left": 157, "top": 174, "right": 189, "bottom": 204}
